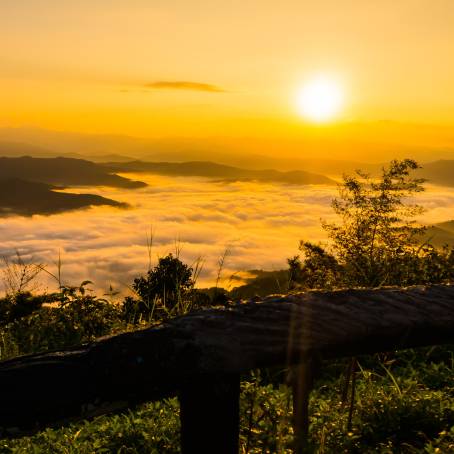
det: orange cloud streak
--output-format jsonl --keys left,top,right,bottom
{"left": 145, "top": 81, "right": 226, "bottom": 93}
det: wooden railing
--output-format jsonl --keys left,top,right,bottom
{"left": 1, "top": 285, "right": 454, "bottom": 453}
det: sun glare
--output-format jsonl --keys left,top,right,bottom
{"left": 297, "top": 76, "right": 344, "bottom": 123}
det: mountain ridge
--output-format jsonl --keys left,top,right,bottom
{"left": 0, "top": 178, "right": 126, "bottom": 217}
{"left": 104, "top": 160, "right": 337, "bottom": 185}
{"left": 0, "top": 156, "right": 146, "bottom": 188}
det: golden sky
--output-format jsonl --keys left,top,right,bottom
{"left": 1, "top": 0, "right": 454, "bottom": 152}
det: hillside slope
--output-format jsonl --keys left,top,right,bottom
{"left": 416, "top": 160, "right": 454, "bottom": 187}
{"left": 0, "top": 179, "right": 126, "bottom": 216}
{"left": 425, "top": 220, "right": 454, "bottom": 247}
{"left": 0, "top": 157, "right": 146, "bottom": 188}
{"left": 105, "top": 160, "right": 336, "bottom": 185}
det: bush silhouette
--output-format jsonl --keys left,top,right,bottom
{"left": 123, "top": 254, "right": 195, "bottom": 322}
{"left": 291, "top": 159, "right": 454, "bottom": 289}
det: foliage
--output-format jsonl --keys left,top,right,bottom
{"left": 1, "top": 346, "right": 453, "bottom": 453}
{"left": 133, "top": 253, "right": 194, "bottom": 305}
{"left": 239, "top": 371, "right": 294, "bottom": 453}
{"left": 229, "top": 269, "right": 292, "bottom": 299}
{"left": 0, "top": 399, "right": 181, "bottom": 454}
{"left": 288, "top": 243, "right": 341, "bottom": 290}
{"left": 0, "top": 284, "right": 123, "bottom": 360}
{"left": 2, "top": 252, "right": 43, "bottom": 295}
{"left": 291, "top": 159, "right": 454, "bottom": 289}
{"left": 326, "top": 159, "right": 425, "bottom": 285}
{"left": 309, "top": 347, "right": 454, "bottom": 453}
{"left": 124, "top": 254, "right": 196, "bottom": 322}
{"left": 0, "top": 292, "right": 54, "bottom": 325}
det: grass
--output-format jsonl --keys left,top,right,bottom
{"left": 0, "top": 347, "right": 452, "bottom": 453}
{"left": 0, "top": 400, "right": 181, "bottom": 454}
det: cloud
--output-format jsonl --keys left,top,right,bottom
{"left": 145, "top": 81, "right": 226, "bottom": 93}
{"left": 8, "top": 174, "right": 454, "bottom": 294}
{"left": 0, "top": 175, "right": 340, "bottom": 289}
{"left": 0, "top": 175, "right": 338, "bottom": 294}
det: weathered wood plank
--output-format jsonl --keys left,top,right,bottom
{"left": 0, "top": 285, "right": 453, "bottom": 430}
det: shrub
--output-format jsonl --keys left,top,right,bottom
{"left": 124, "top": 254, "right": 196, "bottom": 322}
{"left": 291, "top": 159, "right": 454, "bottom": 289}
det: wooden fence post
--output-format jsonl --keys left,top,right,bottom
{"left": 291, "top": 360, "right": 315, "bottom": 454}
{"left": 179, "top": 374, "right": 240, "bottom": 454}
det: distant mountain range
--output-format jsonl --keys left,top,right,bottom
{"left": 2, "top": 125, "right": 454, "bottom": 166}
{"left": 0, "top": 139, "right": 379, "bottom": 173}
{"left": 0, "top": 157, "right": 146, "bottom": 188}
{"left": 0, "top": 179, "right": 126, "bottom": 217}
{"left": 4, "top": 133, "right": 454, "bottom": 186}
{"left": 415, "top": 161, "right": 454, "bottom": 187}
{"left": 0, "top": 157, "right": 145, "bottom": 216}
{"left": 0, "top": 155, "right": 335, "bottom": 217}
{"left": 4, "top": 145, "right": 454, "bottom": 217}
{"left": 0, "top": 141, "right": 133, "bottom": 163}
{"left": 104, "top": 160, "right": 336, "bottom": 185}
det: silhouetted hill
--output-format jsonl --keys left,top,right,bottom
{"left": 0, "top": 157, "right": 146, "bottom": 188}
{"left": 425, "top": 220, "right": 454, "bottom": 247}
{"left": 228, "top": 269, "right": 290, "bottom": 299}
{"left": 105, "top": 160, "right": 336, "bottom": 185}
{"left": 0, "top": 179, "right": 126, "bottom": 216}
{"left": 197, "top": 269, "right": 290, "bottom": 301}
{"left": 0, "top": 137, "right": 379, "bottom": 173}
{"left": 416, "top": 160, "right": 454, "bottom": 187}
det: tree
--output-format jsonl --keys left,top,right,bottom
{"left": 130, "top": 254, "right": 194, "bottom": 316}
{"left": 288, "top": 243, "right": 340, "bottom": 290}
{"left": 291, "top": 159, "right": 454, "bottom": 289}
{"left": 324, "top": 159, "right": 426, "bottom": 287}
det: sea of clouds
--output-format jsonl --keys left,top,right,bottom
{"left": 0, "top": 174, "right": 453, "bottom": 296}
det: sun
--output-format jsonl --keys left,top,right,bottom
{"left": 296, "top": 76, "right": 344, "bottom": 122}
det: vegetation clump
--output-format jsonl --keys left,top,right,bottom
{"left": 123, "top": 253, "right": 197, "bottom": 323}
{"left": 290, "top": 159, "right": 454, "bottom": 289}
